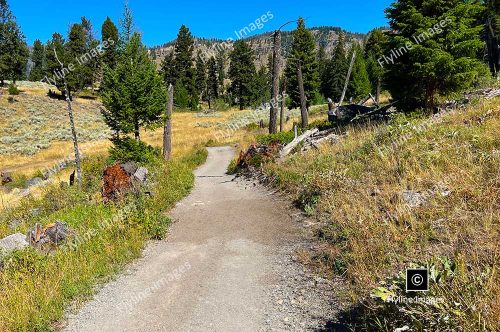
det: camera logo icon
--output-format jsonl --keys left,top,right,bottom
{"left": 406, "top": 268, "right": 429, "bottom": 292}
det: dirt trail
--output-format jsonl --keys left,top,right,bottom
{"left": 63, "top": 146, "right": 337, "bottom": 332}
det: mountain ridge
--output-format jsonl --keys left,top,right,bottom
{"left": 150, "top": 26, "right": 368, "bottom": 68}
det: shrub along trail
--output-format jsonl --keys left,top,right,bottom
{"left": 63, "top": 146, "right": 337, "bottom": 332}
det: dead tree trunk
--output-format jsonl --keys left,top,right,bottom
{"left": 280, "top": 78, "right": 286, "bottom": 132}
{"left": 269, "top": 30, "right": 281, "bottom": 134}
{"left": 163, "top": 84, "right": 173, "bottom": 160}
{"left": 54, "top": 48, "right": 82, "bottom": 189}
{"left": 134, "top": 116, "right": 140, "bottom": 141}
{"left": 339, "top": 50, "right": 356, "bottom": 106}
{"left": 297, "top": 62, "right": 308, "bottom": 129}
{"left": 486, "top": 16, "right": 500, "bottom": 77}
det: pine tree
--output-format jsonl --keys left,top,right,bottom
{"left": 29, "top": 39, "right": 45, "bottom": 81}
{"left": 251, "top": 66, "right": 270, "bottom": 106}
{"left": 385, "top": 0, "right": 488, "bottom": 110}
{"left": 119, "top": 1, "right": 134, "bottom": 44}
{"left": 347, "top": 43, "right": 371, "bottom": 101}
{"left": 80, "top": 17, "right": 99, "bottom": 90}
{"left": 484, "top": 0, "right": 500, "bottom": 76}
{"left": 228, "top": 39, "right": 256, "bottom": 110}
{"left": 101, "top": 17, "right": 119, "bottom": 69}
{"left": 195, "top": 50, "right": 207, "bottom": 101}
{"left": 65, "top": 23, "right": 88, "bottom": 96}
{"left": 0, "top": 0, "right": 28, "bottom": 84}
{"left": 44, "top": 32, "right": 66, "bottom": 90}
{"left": 101, "top": 33, "right": 166, "bottom": 140}
{"left": 322, "top": 33, "right": 348, "bottom": 102}
{"left": 365, "top": 28, "right": 388, "bottom": 102}
{"left": 284, "top": 18, "right": 320, "bottom": 109}
{"left": 160, "top": 52, "right": 175, "bottom": 86}
{"left": 206, "top": 56, "right": 218, "bottom": 107}
{"left": 172, "top": 25, "right": 196, "bottom": 108}
{"left": 216, "top": 49, "right": 226, "bottom": 95}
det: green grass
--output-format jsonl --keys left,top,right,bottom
{"left": 262, "top": 99, "right": 499, "bottom": 331}
{"left": 0, "top": 148, "right": 207, "bottom": 331}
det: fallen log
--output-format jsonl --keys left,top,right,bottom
{"left": 279, "top": 128, "right": 319, "bottom": 158}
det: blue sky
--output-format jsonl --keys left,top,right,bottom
{"left": 12, "top": 0, "right": 393, "bottom": 47}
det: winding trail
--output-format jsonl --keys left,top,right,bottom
{"left": 63, "top": 146, "right": 336, "bottom": 332}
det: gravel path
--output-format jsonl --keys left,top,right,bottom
{"left": 62, "top": 146, "right": 338, "bottom": 332}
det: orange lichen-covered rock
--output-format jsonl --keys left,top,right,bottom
{"left": 102, "top": 164, "right": 133, "bottom": 202}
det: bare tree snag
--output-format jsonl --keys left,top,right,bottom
{"left": 269, "top": 30, "right": 281, "bottom": 134}
{"left": 339, "top": 50, "right": 356, "bottom": 107}
{"left": 297, "top": 62, "right": 308, "bottom": 129}
{"left": 54, "top": 48, "right": 82, "bottom": 189}
{"left": 280, "top": 77, "right": 286, "bottom": 132}
{"left": 163, "top": 84, "right": 173, "bottom": 160}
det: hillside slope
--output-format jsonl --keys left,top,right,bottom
{"left": 261, "top": 98, "right": 499, "bottom": 330}
{"left": 150, "top": 26, "right": 366, "bottom": 69}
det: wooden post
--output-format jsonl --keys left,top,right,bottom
{"left": 297, "top": 62, "right": 308, "bottom": 129}
{"left": 294, "top": 124, "right": 298, "bottom": 139}
{"left": 339, "top": 50, "right": 356, "bottom": 107}
{"left": 269, "top": 30, "right": 281, "bottom": 134}
{"left": 163, "top": 84, "right": 173, "bottom": 160}
{"left": 54, "top": 48, "right": 82, "bottom": 189}
{"left": 279, "top": 78, "right": 286, "bottom": 132}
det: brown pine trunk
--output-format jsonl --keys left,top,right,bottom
{"left": 425, "top": 80, "right": 436, "bottom": 111}
{"left": 134, "top": 115, "right": 140, "bottom": 141}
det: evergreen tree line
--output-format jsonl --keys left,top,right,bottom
{"left": 159, "top": 25, "right": 272, "bottom": 111}
{"left": 22, "top": 15, "right": 119, "bottom": 98}
{"left": 1, "top": 0, "right": 499, "bottom": 114}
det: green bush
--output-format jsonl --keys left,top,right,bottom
{"left": 257, "top": 130, "right": 297, "bottom": 145}
{"left": 108, "top": 138, "right": 160, "bottom": 164}
{"left": 245, "top": 122, "right": 260, "bottom": 131}
{"left": 8, "top": 84, "right": 20, "bottom": 95}
{"left": 213, "top": 98, "right": 231, "bottom": 112}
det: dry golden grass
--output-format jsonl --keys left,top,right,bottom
{"left": 0, "top": 86, "right": 322, "bottom": 210}
{"left": 263, "top": 97, "right": 500, "bottom": 330}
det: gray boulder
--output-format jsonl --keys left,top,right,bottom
{"left": 121, "top": 162, "right": 139, "bottom": 176}
{"left": 44, "top": 221, "right": 68, "bottom": 244}
{"left": 0, "top": 233, "right": 29, "bottom": 258}
{"left": 133, "top": 167, "right": 148, "bottom": 183}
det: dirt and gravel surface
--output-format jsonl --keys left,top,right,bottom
{"left": 62, "top": 146, "right": 339, "bottom": 332}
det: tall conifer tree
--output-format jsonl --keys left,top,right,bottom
{"left": 228, "top": 39, "right": 256, "bottom": 110}
{"left": 29, "top": 40, "right": 46, "bottom": 81}
{"left": 284, "top": 18, "right": 320, "bottom": 109}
